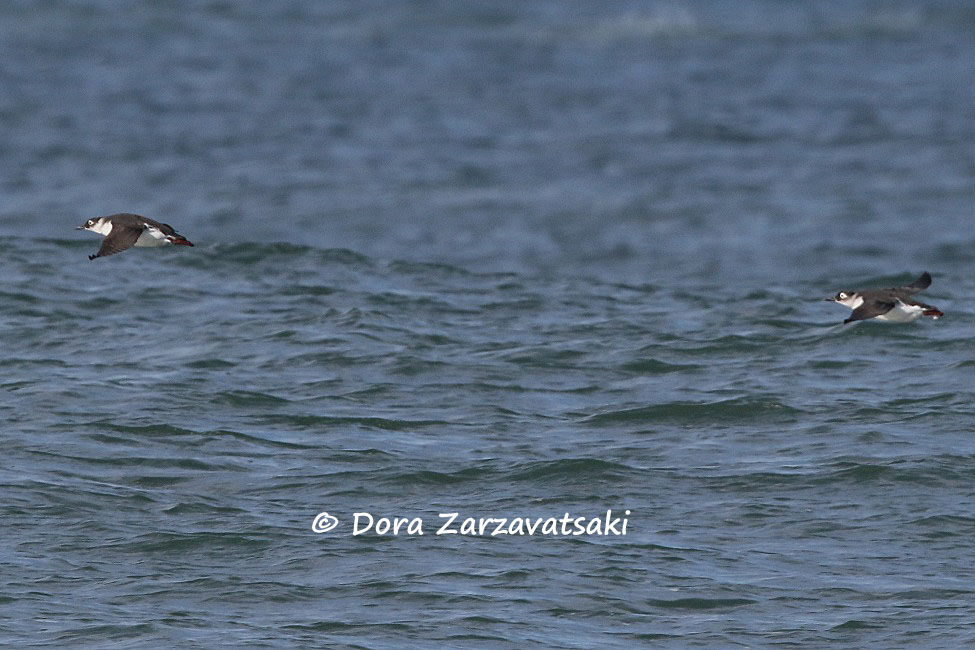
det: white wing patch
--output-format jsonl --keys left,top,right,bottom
{"left": 134, "top": 225, "right": 169, "bottom": 247}
{"left": 874, "top": 300, "right": 924, "bottom": 322}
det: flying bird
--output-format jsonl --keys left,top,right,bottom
{"left": 826, "top": 271, "right": 943, "bottom": 323}
{"left": 77, "top": 213, "right": 194, "bottom": 260}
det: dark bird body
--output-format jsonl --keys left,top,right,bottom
{"left": 826, "top": 271, "right": 943, "bottom": 323}
{"left": 77, "top": 213, "right": 194, "bottom": 260}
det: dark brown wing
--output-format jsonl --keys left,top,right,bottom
{"left": 89, "top": 224, "right": 145, "bottom": 260}
{"left": 900, "top": 271, "right": 931, "bottom": 294}
{"left": 137, "top": 215, "right": 178, "bottom": 237}
{"left": 105, "top": 213, "right": 178, "bottom": 237}
{"left": 857, "top": 272, "right": 932, "bottom": 297}
{"left": 844, "top": 300, "right": 895, "bottom": 323}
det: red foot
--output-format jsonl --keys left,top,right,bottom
{"left": 923, "top": 309, "right": 943, "bottom": 318}
{"left": 169, "top": 236, "right": 194, "bottom": 246}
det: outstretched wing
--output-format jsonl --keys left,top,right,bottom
{"left": 901, "top": 271, "right": 931, "bottom": 293}
{"left": 89, "top": 224, "right": 145, "bottom": 260}
{"left": 844, "top": 299, "right": 895, "bottom": 323}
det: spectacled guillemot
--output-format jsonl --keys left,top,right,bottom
{"left": 77, "top": 213, "right": 194, "bottom": 260}
{"left": 826, "top": 271, "right": 943, "bottom": 323}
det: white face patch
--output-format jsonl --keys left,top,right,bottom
{"left": 835, "top": 294, "right": 863, "bottom": 309}
{"left": 87, "top": 219, "right": 113, "bottom": 236}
